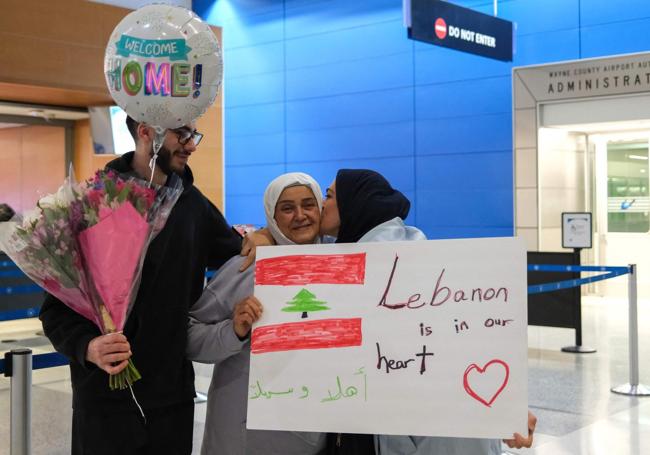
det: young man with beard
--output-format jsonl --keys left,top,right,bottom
{"left": 39, "top": 116, "right": 242, "bottom": 455}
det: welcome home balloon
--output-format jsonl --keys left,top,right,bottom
{"left": 104, "top": 5, "right": 222, "bottom": 129}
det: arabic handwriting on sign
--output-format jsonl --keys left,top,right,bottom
{"left": 249, "top": 367, "right": 368, "bottom": 403}
{"left": 321, "top": 375, "right": 359, "bottom": 403}
{"left": 249, "top": 380, "right": 294, "bottom": 400}
{"left": 346, "top": 386, "right": 358, "bottom": 397}
{"left": 354, "top": 367, "right": 368, "bottom": 401}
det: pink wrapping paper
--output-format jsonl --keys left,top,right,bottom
{"left": 78, "top": 202, "right": 148, "bottom": 332}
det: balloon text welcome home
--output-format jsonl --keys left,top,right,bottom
{"left": 104, "top": 5, "right": 222, "bottom": 130}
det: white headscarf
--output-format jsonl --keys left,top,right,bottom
{"left": 264, "top": 172, "right": 323, "bottom": 246}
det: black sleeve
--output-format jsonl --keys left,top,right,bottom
{"left": 203, "top": 197, "right": 242, "bottom": 269}
{"left": 39, "top": 293, "right": 101, "bottom": 368}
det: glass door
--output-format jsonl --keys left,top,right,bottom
{"left": 606, "top": 141, "right": 649, "bottom": 233}
{"left": 594, "top": 136, "right": 650, "bottom": 297}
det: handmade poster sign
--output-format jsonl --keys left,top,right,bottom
{"left": 248, "top": 237, "right": 528, "bottom": 439}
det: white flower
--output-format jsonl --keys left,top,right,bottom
{"left": 38, "top": 193, "right": 58, "bottom": 209}
{"left": 37, "top": 182, "right": 74, "bottom": 210}
{"left": 55, "top": 182, "right": 76, "bottom": 205}
{"left": 22, "top": 208, "right": 42, "bottom": 227}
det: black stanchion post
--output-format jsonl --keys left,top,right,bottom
{"left": 611, "top": 264, "right": 650, "bottom": 396}
{"left": 561, "top": 248, "right": 596, "bottom": 353}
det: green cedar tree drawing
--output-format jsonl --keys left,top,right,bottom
{"left": 283, "top": 288, "right": 329, "bottom": 319}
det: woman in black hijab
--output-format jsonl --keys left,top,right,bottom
{"left": 320, "top": 170, "right": 536, "bottom": 455}
{"left": 320, "top": 170, "right": 423, "bottom": 455}
{"left": 320, "top": 169, "right": 417, "bottom": 244}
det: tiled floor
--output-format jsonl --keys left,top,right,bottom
{"left": 1, "top": 296, "right": 649, "bottom": 455}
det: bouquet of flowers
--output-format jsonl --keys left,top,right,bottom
{"left": 0, "top": 169, "right": 182, "bottom": 390}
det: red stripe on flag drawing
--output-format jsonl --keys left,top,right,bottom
{"left": 255, "top": 253, "right": 366, "bottom": 285}
{"left": 251, "top": 318, "right": 362, "bottom": 354}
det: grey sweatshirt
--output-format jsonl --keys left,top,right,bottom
{"left": 187, "top": 255, "right": 326, "bottom": 455}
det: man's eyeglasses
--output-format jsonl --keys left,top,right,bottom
{"left": 171, "top": 128, "right": 203, "bottom": 146}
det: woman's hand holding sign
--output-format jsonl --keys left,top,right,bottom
{"left": 233, "top": 296, "right": 263, "bottom": 339}
{"left": 503, "top": 410, "right": 537, "bottom": 449}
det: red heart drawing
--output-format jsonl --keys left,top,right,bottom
{"left": 463, "top": 359, "right": 510, "bottom": 407}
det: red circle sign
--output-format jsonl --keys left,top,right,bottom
{"left": 434, "top": 18, "right": 447, "bottom": 39}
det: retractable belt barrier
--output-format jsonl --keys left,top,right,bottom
{"left": 528, "top": 262, "right": 625, "bottom": 352}
{"left": 0, "top": 285, "right": 42, "bottom": 296}
{"left": 1, "top": 352, "right": 68, "bottom": 376}
{"left": 0, "top": 266, "right": 219, "bottom": 322}
{"left": 1, "top": 260, "right": 44, "bottom": 329}
{"left": 527, "top": 263, "right": 648, "bottom": 398}
{"left": 527, "top": 264, "right": 631, "bottom": 294}
{"left": 0, "top": 308, "right": 40, "bottom": 322}
{"left": 0, "top": 270, "right": 29, "bottom": 278}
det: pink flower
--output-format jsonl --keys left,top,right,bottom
{"left": 87, "top": 189, "right": 104, "bottom": 208}
{"left": 132, "top": 185, "right": 156, "bottom": 210}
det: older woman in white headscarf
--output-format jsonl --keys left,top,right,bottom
{"left": 187, "top": 172, "right": 326, "bottom": 455}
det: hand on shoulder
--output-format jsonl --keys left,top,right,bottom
{"left": 239, "top": 228, "right": 274, "bottom": 271}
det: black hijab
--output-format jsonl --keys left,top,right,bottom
{"left": 335, "top": 169, "right": 410, "bottom": 243}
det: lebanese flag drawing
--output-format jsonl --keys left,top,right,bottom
{"left": 252, "top": 252, "right": 366, "bottom": 354}
{"left": 248, "top": 239, "right": 528, "bottom": 440}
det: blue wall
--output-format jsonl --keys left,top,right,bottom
{"left": 193, "top": 0, "right": 650, "bottom": 239}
